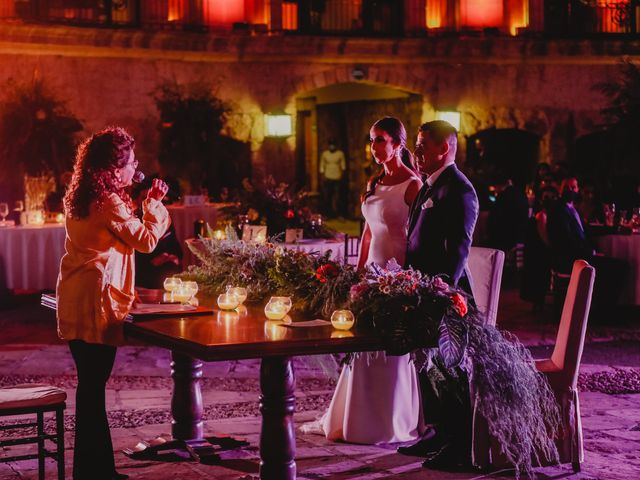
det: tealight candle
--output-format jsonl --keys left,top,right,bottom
{"left": 269, "top": 296, "right": 292, "bottom": 313}
{"left": 172, "top": 285, "right": 193, "bottom": 304}
{"left": 183, "top": 281, "right": 199, "bottom": 298}
{"left": 264, "top": 301, "right": 287, "bottom": 320}
{"left": 163, "top": 277, "right": 182, "bottom": 293}
{"left": 226, "top": 286, "right": 248, "bottom": 304}
{"left": 330, "top": 309, "right": 355, "bottom": 331}
{"left": 217, "top": 293, "right": 240, "bottom": 310}
{"left": 213, "top": 229, "right": 226, "bottom": 240}
{"left": 55, "top": 213, "right": 65, "bottom": 223}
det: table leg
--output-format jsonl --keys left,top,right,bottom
{"left": 259, "top": 356, "right": 296, "bottom": 480}
{"left": 170, "top": 351, "right": 204, "bottom": 440}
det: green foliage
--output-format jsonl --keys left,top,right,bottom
{"left": 154, "top": 79, "right": 230, "bottom": 192}
{"left": 183, "top": 240, "right": 561, "bottom": 478}
{"left": 596, "top": 59, "right": 640, "bottom": 128}
{"left": 0, "top": 77, "right": 83, "bottom": 184}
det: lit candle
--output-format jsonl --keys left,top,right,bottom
{"left": 264, "top": 301, "right": 287, "bottom": 320}
{"left": 330, "top": 309, "right": 355, "bottom": 331}
{"left": 217, "top": 293, "right": 240, "bottom": 310}
{"left": 183, "top": 281, "right": 199, "bottom": 298}
{"left": 172, "top": 285, "right": 193, "bottom": 304}
{"left": 227, "top": 286, "right": 248, "bottom": 304}
{"left": 163, "top": 277, "right": 182, "bottom": 293}
{"left": 254, "top": 230, "right": 266, "bottom": 243}
{"left": 213, "top": 229, "right": 226, "bottom": 240}
{"left": 55, "top": 213, "right": 65, "bottom": 223}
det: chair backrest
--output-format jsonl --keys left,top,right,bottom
{"left": 551, "top": 259, "right": 595, "bottom": 387}
{"left": 467, "top": 247, "right": 505, "bottom": 326}
{"left": 343, "top": 234, "right": 360, "bottom": 266}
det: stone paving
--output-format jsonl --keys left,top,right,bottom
{"left": 0, "top": 292, "right": 639, "bottom": 479}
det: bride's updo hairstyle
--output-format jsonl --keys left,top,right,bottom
{"left": 362, "top": 117, "right": 414, "bottom": 201}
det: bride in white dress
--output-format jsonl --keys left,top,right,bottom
{"left": 319, "top": 117, "right": 425, "bottom": 444}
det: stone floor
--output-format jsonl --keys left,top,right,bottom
{"left": 0, "top": 288, "right": 639, "bottom": 480}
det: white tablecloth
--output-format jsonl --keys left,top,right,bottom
{"left": 594, "top": 234, "right": 640, "bottom": 305}
{"left": 166, "top": 203, "right": 220, "bottom": 248}
{"left": 0, "top": 224, "right": 66, "bottom": 291}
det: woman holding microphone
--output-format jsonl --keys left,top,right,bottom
{"left": 57, "top": 127, "right": 170, "bottom": 479}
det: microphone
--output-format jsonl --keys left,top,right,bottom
{"left": 132, "top": 171, "right": 145, "bottom": 184}
{"left": 133, "top": 171, "right": 178, "bottom": 199}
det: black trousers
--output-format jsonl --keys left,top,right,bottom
{"left": 69, "top": 340, "right": 117, "bottom": 480}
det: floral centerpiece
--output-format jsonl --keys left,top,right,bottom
{"left": 218, "top": 176, "right": 336, "bottom": 239}
{"left": 182, "top": 237, "right": 561, "bottom": 478}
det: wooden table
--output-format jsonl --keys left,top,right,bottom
{"left": 42, "top": 294, "right": 383, "bottom": 479}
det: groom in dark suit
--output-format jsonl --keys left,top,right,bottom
{"left": 398, "top": 120, "right": 479, "bottom": 468}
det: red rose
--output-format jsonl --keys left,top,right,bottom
{"left": 316, "top": 263, "right": 339, "bottom": 283}
{"left": 450, "top": 293, "right": 468, "bottom": 317}
{"left": 286, "top": 209, "right": 295, "bottom": 219}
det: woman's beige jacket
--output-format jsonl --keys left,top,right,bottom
{"left": 56, "top": 193, "right": 170, "bottom": 345}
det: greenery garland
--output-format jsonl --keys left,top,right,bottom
{"left": 182, "top": 235, "right": 560, "bottom": 478}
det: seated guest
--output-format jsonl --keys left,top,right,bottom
{"left": 132, "top": 179, "right": 182, "bottom": 289}
{"left": 487, "top": 174, "right": 529, "bottom": 254}
{"left": 547, "top": 176, "right": 628, "bottom": 321}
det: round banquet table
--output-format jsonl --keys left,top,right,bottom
{"left": 166, "top": 203, "right": 220, "bottom": 247}
{"left": 594, "top": 234, "right": 640, "bottom": 305}
{"left": 0, "top": 224, "right": 66, "bottom": 290}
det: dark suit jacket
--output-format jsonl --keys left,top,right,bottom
{"left": 406, "top": 164, "right": 479, "bottom": 292}
{"left": 546, "top": 202, "right": 594, "bottom": 274}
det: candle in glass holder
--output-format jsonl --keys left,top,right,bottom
{"left": 172, "top": 285, "right": 193, "bottom": 304}
{"left": 264, "top": 300, "right": 287, "bottom": 320}
{"left": 217, "top": 293, "right": 240, "bottom": 310}
{"left": 331, "top": 309, "right": 355, "bottom": 331}
{"left": 213, "top": 229, "right": 226, "bottom": 240}
{"left": 163, "top": 277, "right": 182, "bottom": 292}
{"left": 226, "top": 286, "right": 247, "bottom": 304}
{"left": 184, "top": 281, "right": 199, "bottom": 298}
{"left": 55, "top": 212, "right": 65, "bottom": 223}
{"left": 269, "top": 296, "right": 292, "bottom": 313}
{"left": 162, "top": 291, "right": 175, "bottom": 303}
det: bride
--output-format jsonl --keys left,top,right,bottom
{"left": 315, "top": 117, "right": 425, "bottom": 444}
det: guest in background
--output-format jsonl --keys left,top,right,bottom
{"left": 319, "top": 139, "right": 347, "bottom": 217}
{"left": 487, "top": 174, "right": 529, "bottom": 254}
{"left": 576, "top": 181, "right": 605, "bottom": 225}
{"left": 520, "top": 186, "right": 558, "bottom": 310}
{"left": 132, "top": 178, "right": 182, "bottom": 289}
{"left": 547, "top": 176, "right": 627, "bottom": 321}
{"left": 57, "top": 127, "right": 170, "bottom": 480}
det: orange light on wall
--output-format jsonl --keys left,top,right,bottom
{"left": 426, "top": 0, "right": 446, "bottom": 29}
{"left": 167, "top": 0, "right": 183, "bottom": 22}
{"left": 282, "top": 2, "right": 298, "bottom": 30}
{"left": 203, "top": 0, "right": 245, "bottom": 26}
{"left": 460, "top": 0, "right": 503, "bottom": 28}
{"left": 507, "top": 0, "right": 529, "bottom": 35}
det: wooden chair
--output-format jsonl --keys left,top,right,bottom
{"left": 0, "top": 384, "right": 67, "bottom": 480}
{"left": 471, "top": 260, "right": 595, "bottom": 473}
{"left": 467, "top": 246, "right": 505, "bottom": 326}
{"left": 343, "top": 233, "right": 360, "bottom": 266}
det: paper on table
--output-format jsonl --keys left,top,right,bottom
{"left": 282, "top": 319, "right": 331, "bottom": 327}
{"left": 130, "top": 303, "right": 198, "bottom": 315}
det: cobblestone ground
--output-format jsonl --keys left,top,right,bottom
{"left": 0, "top": 293, "right": 639, "bottom": 479}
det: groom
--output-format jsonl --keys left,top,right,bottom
{"left": 399, "top": 120, "right": 479, "bottom": 468}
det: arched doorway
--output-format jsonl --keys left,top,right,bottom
{"left": 295, "top": 82, "right": 423, "bottom": 218}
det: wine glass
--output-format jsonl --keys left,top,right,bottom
{"left": 0, "top": 203, "right": 8, "bottom": 223}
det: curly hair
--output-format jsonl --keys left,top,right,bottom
{"left": 64, "top": 127, "right": 135, "bottom": 219}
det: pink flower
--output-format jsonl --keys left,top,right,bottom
{"left": 432, "top": 277, "right": 450, "bottom": 293}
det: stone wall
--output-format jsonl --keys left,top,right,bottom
{"left": 0, "top": 23, "right": 634, "bottom": 188}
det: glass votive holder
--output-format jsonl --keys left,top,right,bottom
{"left": 264, "top": 300, "right": 288, "bottom": 321}
{"left": 162, "top": 291, "right": 175, "bottom": 303}
{"left": 269, "top": 296, "right": 292, "bottom": 313}
{"left": 183, "top": 281, "right": 199, "bottom": 297}
{"left": 226, "top": 286, "right": 248, "bottom": 305}
{"left": 172, "top": 285, "right": 194, "bottom": 304}
{"left": 163, "top": 277, "right": 182, "bottom": 292}
{"left": 217, "top": 293, "right": 240, "bottom": 311}
{"left": 330, "top": 309, "right": 355, "bottom": 331}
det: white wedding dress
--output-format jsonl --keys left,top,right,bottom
{"left": 316, "top": 178, "right": 425, "bottom": 444}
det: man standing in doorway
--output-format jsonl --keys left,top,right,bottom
{"left": 320, "top": 139, "right": 346, "bottom": 218}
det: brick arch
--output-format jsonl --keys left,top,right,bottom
{"left": 289, "top": 65, "right": 431, "bottom": 100}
